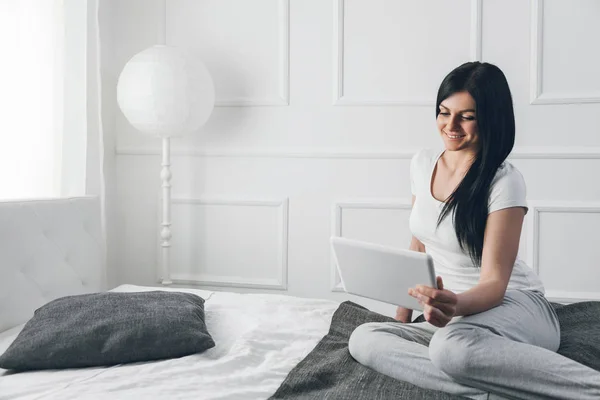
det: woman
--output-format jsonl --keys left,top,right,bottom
{"left": 348, "top": 62, "right": 600, "bottom": 400}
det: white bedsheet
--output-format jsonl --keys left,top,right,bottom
{"left": 0, "top": 285, "right": 339, "bottom": 400}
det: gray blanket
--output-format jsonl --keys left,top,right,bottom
{"left": 270, "top": 300, "right": 600, "bottom": 399}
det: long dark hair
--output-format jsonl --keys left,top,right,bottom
{"left": 436, "top": 62, "right": 515, "bottom": 267}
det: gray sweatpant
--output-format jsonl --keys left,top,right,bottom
{"left": 348, "top": 289, "right": 600, "bottom": 400}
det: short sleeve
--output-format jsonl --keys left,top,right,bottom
{"left": 488, "top": 164, "right": 528, "bottom": 215}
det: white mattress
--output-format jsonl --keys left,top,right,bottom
{"left": 0, "top": 285, "right": 339, "bottom": 400}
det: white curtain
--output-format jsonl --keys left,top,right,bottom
{"left": 0, "top": 0, "right": 64, "bottom": 199}
{"left": 0, "top": 0, "right": 101, "bottom": 200}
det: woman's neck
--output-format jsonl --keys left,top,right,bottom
{"left": 441, "top": 149, "right": 476, "bottom": 175}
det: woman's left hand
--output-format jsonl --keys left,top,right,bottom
{"left": 408, "top": 276, "right": 458, "bottom": 328}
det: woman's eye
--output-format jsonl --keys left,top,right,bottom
{"left": 462, "top": 115, "right": 475, "bottom": 121}
{"left": 439, "top": 112, "right": 450, "bottom": 116}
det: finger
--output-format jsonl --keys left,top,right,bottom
{"left": 417, "top": 293, "right": 453, "bottom": 315}
{"left": 410, "top": 290, "right": 454, "bottom": 319}
{"left": 416, "top": 286, "right": 454, "bottom": 303}
{"left": 423, "top": 305, "right": 442, "bottom": 326}
{"left": 424, "top": 305, "right": 450, "bottom": 327}
{"left": 411, "top": 291, "right": 433, "bottom": 306}
{"left": 430, "top": 306, "right": 450, "bottom": 326}
{"left": 423, "top": 306, "right": 434, "bottom": 323}
{"left": 437, "top": 276, "right": 444, "bottom": 290}
{"left": 414, "top": 294, "right": 453, "bottom": 318}
{"left": 430, "top": 302, "right": 455, "bottom": 316}
{"left": 408, "top": 288, "right": 420, "bottom": 298}
{"left": 414, "top": 285, "right": 440, "bottom": 300}
{"left": 415, "top": 285, "right": 435, "bottom": 297}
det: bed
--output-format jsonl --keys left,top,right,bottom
{"left": 0, "top": 196, "right": 341, "bottom": 400}
{"left": 1, "top": 197, "right": 599, "bottom": 400}
{"left": 0, "top": 286, "right": 338, "bottom": 399}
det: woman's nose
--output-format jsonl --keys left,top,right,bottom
{"left": 446, "top": 116, "right": 460, "bottom": 132}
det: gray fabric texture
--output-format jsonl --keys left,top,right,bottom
{"left": 270, "top": 301, "right": 464, "bottom": 399}
{"left": 553, "top": 301, "right": 600, "bottom": 371}
{"left": 0, "top": 291, "right": 214, "bottom": 371}
{"left": 271, "top": 300, "right": 600, "bottom": 400}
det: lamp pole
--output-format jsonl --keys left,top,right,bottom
{"left": 160, "top": 137, "right": 172, "bottom": 285}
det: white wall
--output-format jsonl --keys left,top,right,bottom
{"left": 101, "top": 0, "right": 600, "bottom": 314}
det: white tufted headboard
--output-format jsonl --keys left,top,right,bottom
{"left": 0, "top": 196, "right": 106, "bottom": 332}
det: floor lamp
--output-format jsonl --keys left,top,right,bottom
{"left": 116, "top": 45, "right": 215, "bottom": 285}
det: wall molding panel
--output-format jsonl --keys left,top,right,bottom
{"left": 530, "top": 0, "right": 600, "bottom": 105}
{"left": 527, "top": 201, "right": 600, "bottom": 303}
{"left": 111, "top": 0, "right": 600, "bottom": 304}
{"left": 117, "top": 146, "right": 600, "bottom": 160}
{"left": 333, "top": 0, "right": 482, "bottom": 106}
{"left": 330, "top": 199, "right": 412, "bottom": 291}
{"left": 159, "top": 196, "right": 289, "bottom": 290}
{"left": 165, "top": 0, "right": 290, "bottom": 106}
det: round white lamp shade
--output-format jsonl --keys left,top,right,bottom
{"left": 117, "top": 45, "right": 215, "bottom": 137}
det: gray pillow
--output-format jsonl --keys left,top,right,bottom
{"left": 553, "top": 301, "right": 600, "bottom": 372}
{"left": 0, "top": 291, "right": 215, "bottom": 371}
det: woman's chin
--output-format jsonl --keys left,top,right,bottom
{"left": 443, "top": 140, "right": 472, "bottom": 152}
{"left": 443, "top": 140, "right": 463, "bottom": 149}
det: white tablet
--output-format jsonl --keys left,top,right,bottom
{"left": 331, "top": 236, "right": 437, "bottom": 311}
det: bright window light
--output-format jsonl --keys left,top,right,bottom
{"left": 0, "top": 0, "right": 63, "bottom": 199}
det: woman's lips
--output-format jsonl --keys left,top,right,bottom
{"left": 445, "top": 131, "right": 465, "bottom": 140}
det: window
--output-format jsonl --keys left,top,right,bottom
{"left": 0, "top": 0, "right": 64, "bottom": 199}
{"left": 0, "top": 0, "right": 90, "bottom": 200}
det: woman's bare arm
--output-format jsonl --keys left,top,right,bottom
{"left": 395, "top": 195, "right": 425, "bottom": 322}
{"left": 454, "top": 207, "right": 525, "bottom": 316}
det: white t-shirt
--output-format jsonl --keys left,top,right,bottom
{"left": 409, "top": 148, "right": 544, "bottom": 294}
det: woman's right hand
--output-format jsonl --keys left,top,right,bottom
{"left": 395, "top": 306, "right": 413, "bottom": 323}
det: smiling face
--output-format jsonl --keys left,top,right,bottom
{"left": 436, "top": 91, "right": 479, "bottom": 154}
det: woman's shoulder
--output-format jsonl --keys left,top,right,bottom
{"left": 411, "top": 148, "right": 442, "bottom": 169}
{"left": 492, "top": 161, "right": 526, "bottom": 187}
{"left": 410, "top": 149, "right": 440, "bottom": 193}
{"left": 489, "top": 161, "right": 527, "bottom": 207}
